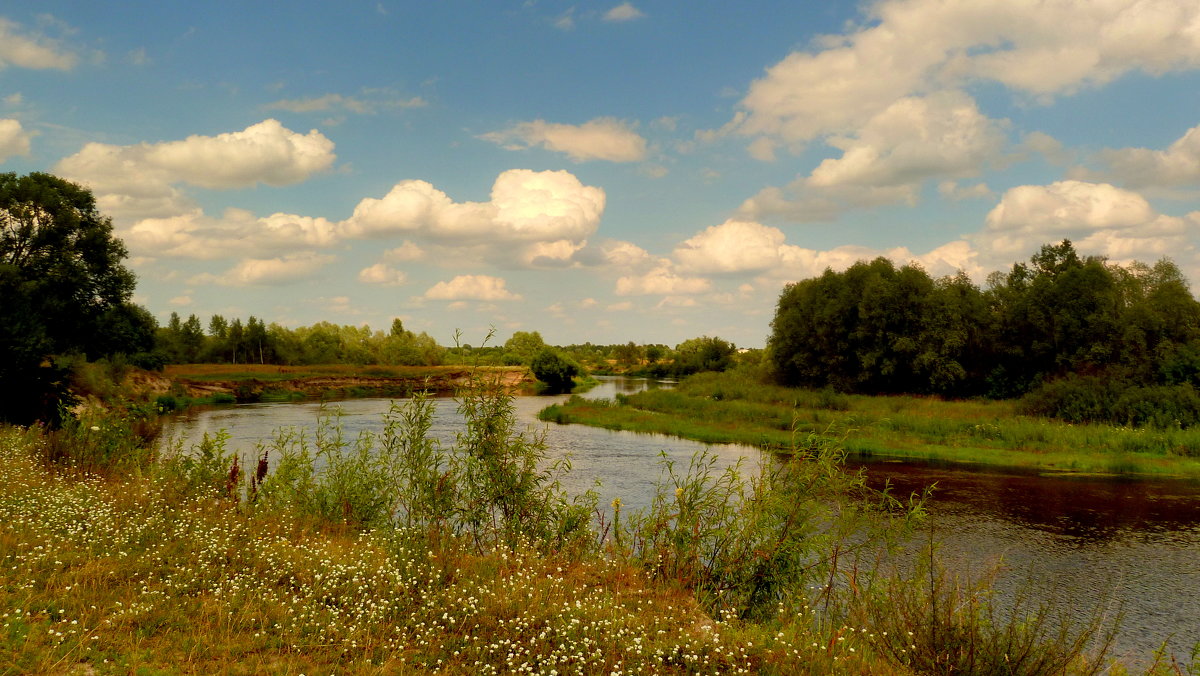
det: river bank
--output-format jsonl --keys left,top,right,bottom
{"left": 142, "top": 363, "right": 535, "bottom": 403}
{"left": 538, "top": 370, "right": 1200, "bottom": 479}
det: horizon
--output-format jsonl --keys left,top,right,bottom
{"left": 4, "top": 1, "right": 1200, "bottom": 348}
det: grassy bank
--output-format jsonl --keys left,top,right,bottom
{"left": 2, "top": 376, "right": 1151, "bottom": 674}
{"left": 539, "top": 370, "right": 1200, "bottom": 478}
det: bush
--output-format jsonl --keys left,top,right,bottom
{"left": 859, "top": 550, "right": 1116, "bottom": 676}
{"left": 1019, "top": 375, "right": 1200, "bottom": 428}
{"left": 619, "top": 433, "right": 923, "bottom": 621}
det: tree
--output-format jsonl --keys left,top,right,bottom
{"left": 503, "top": 331, "right": 546, "bottom": 365}
{"left": 530, "top": 347, "right": 581, "bottom": 392}
{"left": 674, "top": 336, "right": 737, "bottom": 377}
{"left": 0, "top": 172, "right": 144, "bottom": 424}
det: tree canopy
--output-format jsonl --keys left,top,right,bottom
{"left": 1, "top": 172, "right": 151, "bottom": 424}
{"left": 767, "top": 240, "right": 1200, "bottom": 407}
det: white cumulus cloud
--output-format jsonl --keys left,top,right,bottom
{"left": 343, "top": 169, "right": 605, "bottom": 243}
{"left": 56, "top": 119, "right": 336, "bottom": 220}
{"left": 481, "top": 118, "right": 647, "bottom": 162}
{"left": 358, "top": 263, "right": 408, "bottom": 286}
{"left": 122, "top": 209, "right": 339, "bottom": 260}
{"left": 734, "top": 0, "right": 1200, "bottom": 146}
{"left": 196, "top": 253, "right": 336, "bottom": 286}
{"left": 807, "top": 91, "right": 1005, "bottom": 188}
{"left": 425, "top": 275, "right": 521, "bottom": 301}
{"left": 0, "top": 119, "right": 32, "bottom": 163}
{"left": 674, "top": 220, "right": 793, "bottom": 275}
{"left": 979, "top": 180, "right": 1196, "bottom": 261}
{"left": 616, "top": 264, "right": 711, "bottom": 296}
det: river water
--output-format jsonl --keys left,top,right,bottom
{"left": 161, "top": 376, "right": 1200, "bottom": 665}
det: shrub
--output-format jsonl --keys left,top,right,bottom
{"left": 1020, "top": 375, "right": 1200, "bottom": 429}
{"left": 620, "top": 433, "right": 923, "bottom": 621}
{"left": 859, "top": 548, "right": 1116, "bottom": 676}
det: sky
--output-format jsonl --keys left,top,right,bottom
{"left": 4, "top": 1, "right": 1200, "bottom": 348}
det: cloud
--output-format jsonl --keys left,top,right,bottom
{"left": 56, "top": 119, "right": 336, "bottom": 219}
{"left": 734, "top": 0, "right": 1200, "bottom": 146}
{"left": 0, "top": 119, "right": 32, "bottom": 162}
{"left": 122, "top": 209, "right": 339, "bottom": 259}
{"left": 806, "top": 91, "right": 1005, "bottom": 188}
{"left": 425, "top": 275, "right": 521, "bottom": 301}
{"left": 358, "top": 263, "right": 408, "bottom": 286}
{"left": 616, "top": 264, "right": 711, "bottom": 296}
{"left": 194, "top": 253, "right": 336, "bottom": 286}
{"left": 1092, "top": 124, "right": 1200, "bottom": 188}
{"left": 265, "top": 91, "right": 427, "bottom": 115}
{"left": 554, "top": 8, "right": 575, "bottom": 30}
{"left": 604, "top": 3, "right": 646, "bottom": 21}
{"left": 938, "top": 180, "right": 993, "bottom": 201}
{"left": 382, "top": 241, "right": 426, "bottom": 262}
{"left": 0, "top": 17, "right": 78, "bottom": 70}
{"left": 673, "top": 219, "right": 793, "bottom": 274}
{"left": 978, "top": 180, "right": 1195, "bottom": 260}
{"left": 481, "top": 118, "right": 647, "bottom": 162}
{"left": 343, "top": 168, "right": 605, "bottom": 243}
{"left": 737, "top": 182, "right": 917, "bottom": 222}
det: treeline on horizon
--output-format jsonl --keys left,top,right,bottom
{"left": 150, "top": 315, "right": 741, "bottom": 380}
{"left": 767, "top": 240, "right": 1200, "bottom": 427}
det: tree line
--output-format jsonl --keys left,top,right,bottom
{"left": 767, "top": 240, "right": 1200, "bottom": 426}
{"left": 154, "top": 315, "right": 444, "bottom": 368}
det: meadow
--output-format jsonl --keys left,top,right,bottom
{"left": 539, "top": 370, "right": 1200, "bottom": 478}
{"left": 1, "top": 374, "right": 1187, "bottom": 674}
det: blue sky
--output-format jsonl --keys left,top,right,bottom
{"left": 4, "top": 1, "right": 1200, "bottom": 348}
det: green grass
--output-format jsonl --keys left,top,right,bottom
{"left": 539, "top": 370, "right": 1200, "bottom": 478}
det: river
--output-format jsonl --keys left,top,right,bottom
{"left": 161, "top": 376, "right": 1200, "bottom": 665}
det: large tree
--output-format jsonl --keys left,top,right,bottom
{"left": 0, "top": 172, "right": 148, "bottom": 424}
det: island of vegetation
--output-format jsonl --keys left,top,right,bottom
{"left": 3, "top": 172, "right": 1195, "bottom": 672}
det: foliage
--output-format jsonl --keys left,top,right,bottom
{"left": 0, "top": 172, "right": 152, "bottom": 424}
{"left": 619, "top": 437, "right": 922, "bottom": 621}
{"left": 252, "top": 374, "right": 594, "bottom": 549}
{"left": 529, "top": 346, "right": 583, "bottom": 391}
{"left": 155, "top": 313, "right": 446, "bottom": 367}
{"left": 767, "top": 240, "right": 1200, "bottom": 427}
{"left": 33, "top": 406, "right": 159, "bottom": 475}
{"left": 672, "top": 335, "right": 738, "bottom": 377}
{"left": 502, "top": 330, "right": 546, "bottom": 365}
{"left": 1019, "top": 375, "right": 1200, "bottom": 429}
{"left": 858, "top": 546, "right": 1116, "bottom": 676}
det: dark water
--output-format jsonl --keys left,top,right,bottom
{"left": 161, "top": 376, "right": 1200, "bottom": 665}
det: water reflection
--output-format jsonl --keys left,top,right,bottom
{"left": 853, "top": 459, "right": 1200, "bottom": 539}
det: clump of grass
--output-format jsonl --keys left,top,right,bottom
{"left": 856, "top": 544, "right": 1118, "bottom": 676}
